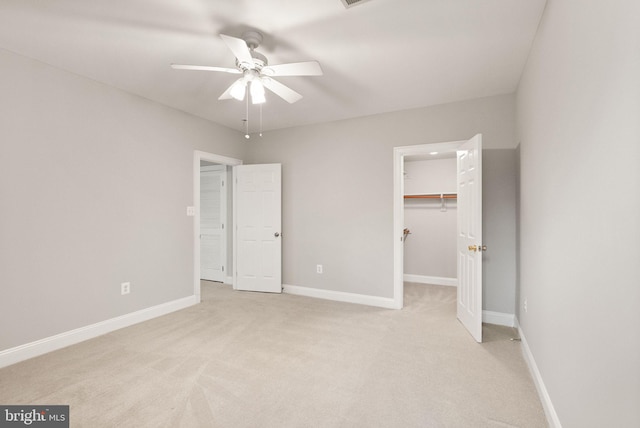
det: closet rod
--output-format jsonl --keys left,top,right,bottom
{"left": 404, "top": 193, "right": 457, "bottom": 199}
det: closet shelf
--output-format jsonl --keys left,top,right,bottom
{"left": 404, "top": 193, "right": 457, "bottom": 200}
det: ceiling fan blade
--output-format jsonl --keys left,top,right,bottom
{"left": 220, "top": 34, "right": 254, "bottom": 67}
{"left": 171, "top": 64, "right": 241, "bottom": 74}
{"left": 261, "top": 78, "right": 303, "bottom": 104}
{"left": 262, "top": 61, "right": 323, "bottom": 77}
{"left": 218, "top": 78, "right": 243, "bottom": 100}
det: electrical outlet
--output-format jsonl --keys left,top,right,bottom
{"left": 186, "top": 206, "right": 195, "bottom": 216}
{"left": 121, "top": 282, "right": 131, "bottom": 295}
{"left": 316, "top": 264, "right": 323, "bottom": 274}
{"left": 523, "top": 298, "right": 528, "bottom": 313}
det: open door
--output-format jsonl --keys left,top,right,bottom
{"left": 234, "top": 164, "right": 282, "bottom": 293}
{"left": 457, "top": 134, "right": 483, "bottom": 342}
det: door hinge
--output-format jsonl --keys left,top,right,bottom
{"left": 222, "top": 180, "right": 225, "bottom": 187}
{"left": 222, "top": 223, "right": 224, "bottom": 230}
{"left": 222, "top": 266, "right": 224, "bottom": 272}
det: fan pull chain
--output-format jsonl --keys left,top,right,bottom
{"left": 244, "top": 94, "right": 250, "bottom": 139}
{"left": 259, "top": 103, "right": 263, "bottom": 137}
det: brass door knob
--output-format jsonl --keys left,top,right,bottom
{"left": 468, "top": 245, "right": 487, "bottom": 252}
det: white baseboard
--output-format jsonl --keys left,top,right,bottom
{"left": 403, "top": 274, "right": 457, "bottom": 287}
{"left": 515, "top": 318, "right": 562, "bottom": 428}
{"left": 482, "top": 310, "right": 515, "bottom": 327}
{"left": 224, "top": 276, "right": 233, "bottom": 285}
{"left": 0, "top": 295, "right": 198, "bottom": 369}
{"left": 283, "top": 284, "right": 397, "bottom": 309}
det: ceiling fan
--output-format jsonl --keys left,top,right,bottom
{"left": 171, "top": 31, "right": 323, "bottom": 104}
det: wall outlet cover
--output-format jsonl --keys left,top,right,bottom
{"left": 121, "top": 282, "right": 131, "bottom": 295}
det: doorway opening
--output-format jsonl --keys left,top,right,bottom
{"left": 393, "top": 135, "right": 483, "bottom": 341}
{"left": 403, "top": 153, "right": 458, "bottom": 287}
{"left": 393, "top": 141, "right": 463, "bottom": 309}
{"left": 193, "top": 151, "right": 242, "bottom": 301}
{"left": 200, "top": 163, "right": 229, "bottom": 284}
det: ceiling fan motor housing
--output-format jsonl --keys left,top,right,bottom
{"left": 242, "top": 31, "right": 263, "bottom": 50}
{"left": 236, "top": 31, "right": 267, "bottom": 71}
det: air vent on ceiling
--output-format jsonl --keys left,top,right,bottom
{"left": 340, "top": 0, "right": 373, "bottom": 9}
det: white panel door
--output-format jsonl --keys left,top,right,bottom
{"left": 200, "top": 166, "right": 226, "bottom": 282}
{"left": 234, "top": 164, "right": 282, "bottom": 293}
{"left": 456, "top": 134, "right": 483, "bottom": 342}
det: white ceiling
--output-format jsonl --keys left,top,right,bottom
{"left": 0, "top": 0, "right": 546, "bottom": 133}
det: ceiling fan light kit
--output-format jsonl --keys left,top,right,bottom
{"left": 250, "top": 80, "right": 266, "bottom": 104}
{"left": 229, "top": 79, "right": 246, "bottom": 101}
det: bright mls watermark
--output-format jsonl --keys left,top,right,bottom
{"left": 0, "top": 406, "right": 68, "bottom": 427}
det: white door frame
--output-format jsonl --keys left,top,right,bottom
{"left": 193, "top": 150, "right": 242, "bottom": 301}
{"left": 393, "top": 140, "right": 466, "bottom": 309}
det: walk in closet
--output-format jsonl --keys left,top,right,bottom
{"left": 403, "top": 154, "right": 457, "bottom": 286}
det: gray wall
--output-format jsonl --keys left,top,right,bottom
{"left": 0, "top": 49, "right": 247, "bottom": 351}
{"left": 516, "top": 0, "right": 640, "bottom": 426}
{"left": 482, "top": 149, "right": 517, "bottom": 314}
{"left": 247, "top": 94, "right": 518, "bottom": 312}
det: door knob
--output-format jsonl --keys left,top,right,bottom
{"left": 468, "top": 244, "right": 487, "bottom": 252}
{"left": 274, "top": 232, "right": 280, "bottom": 238}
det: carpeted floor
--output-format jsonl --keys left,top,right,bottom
{"left": 0, "top": 282, "right": 547, "bottom": 427}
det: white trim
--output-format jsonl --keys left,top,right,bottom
{"left": 283, "top": 284, "right": 398, "bottom": 309}
{"left": 224, "top": 276, "right": 233, "bottom": 285}
{"left": 232, "top": 166, "right": 238, "bottom": 290}
{"left": 403, "top": 274, "right": 457, "bottom": 287}
{"left": 194, "top": 151, "right": 242, "bottom": 300}
{"left": 393, "top": 148, "right": 405, "bottom": 309}
{"left": 515, "top": 318, "right": 563, "bottom": 428}
{"left": 482, "top": 310, "right": 515, "bottom": 327}
{"left": 393, "top": 140, "right": 467, "bottom": 311}
{"left": 0, "top": 296, "right": 198, "bottom": 369}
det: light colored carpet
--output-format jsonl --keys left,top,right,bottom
{"left": 0, "top": 282, "right": 547, "bottom": 427}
